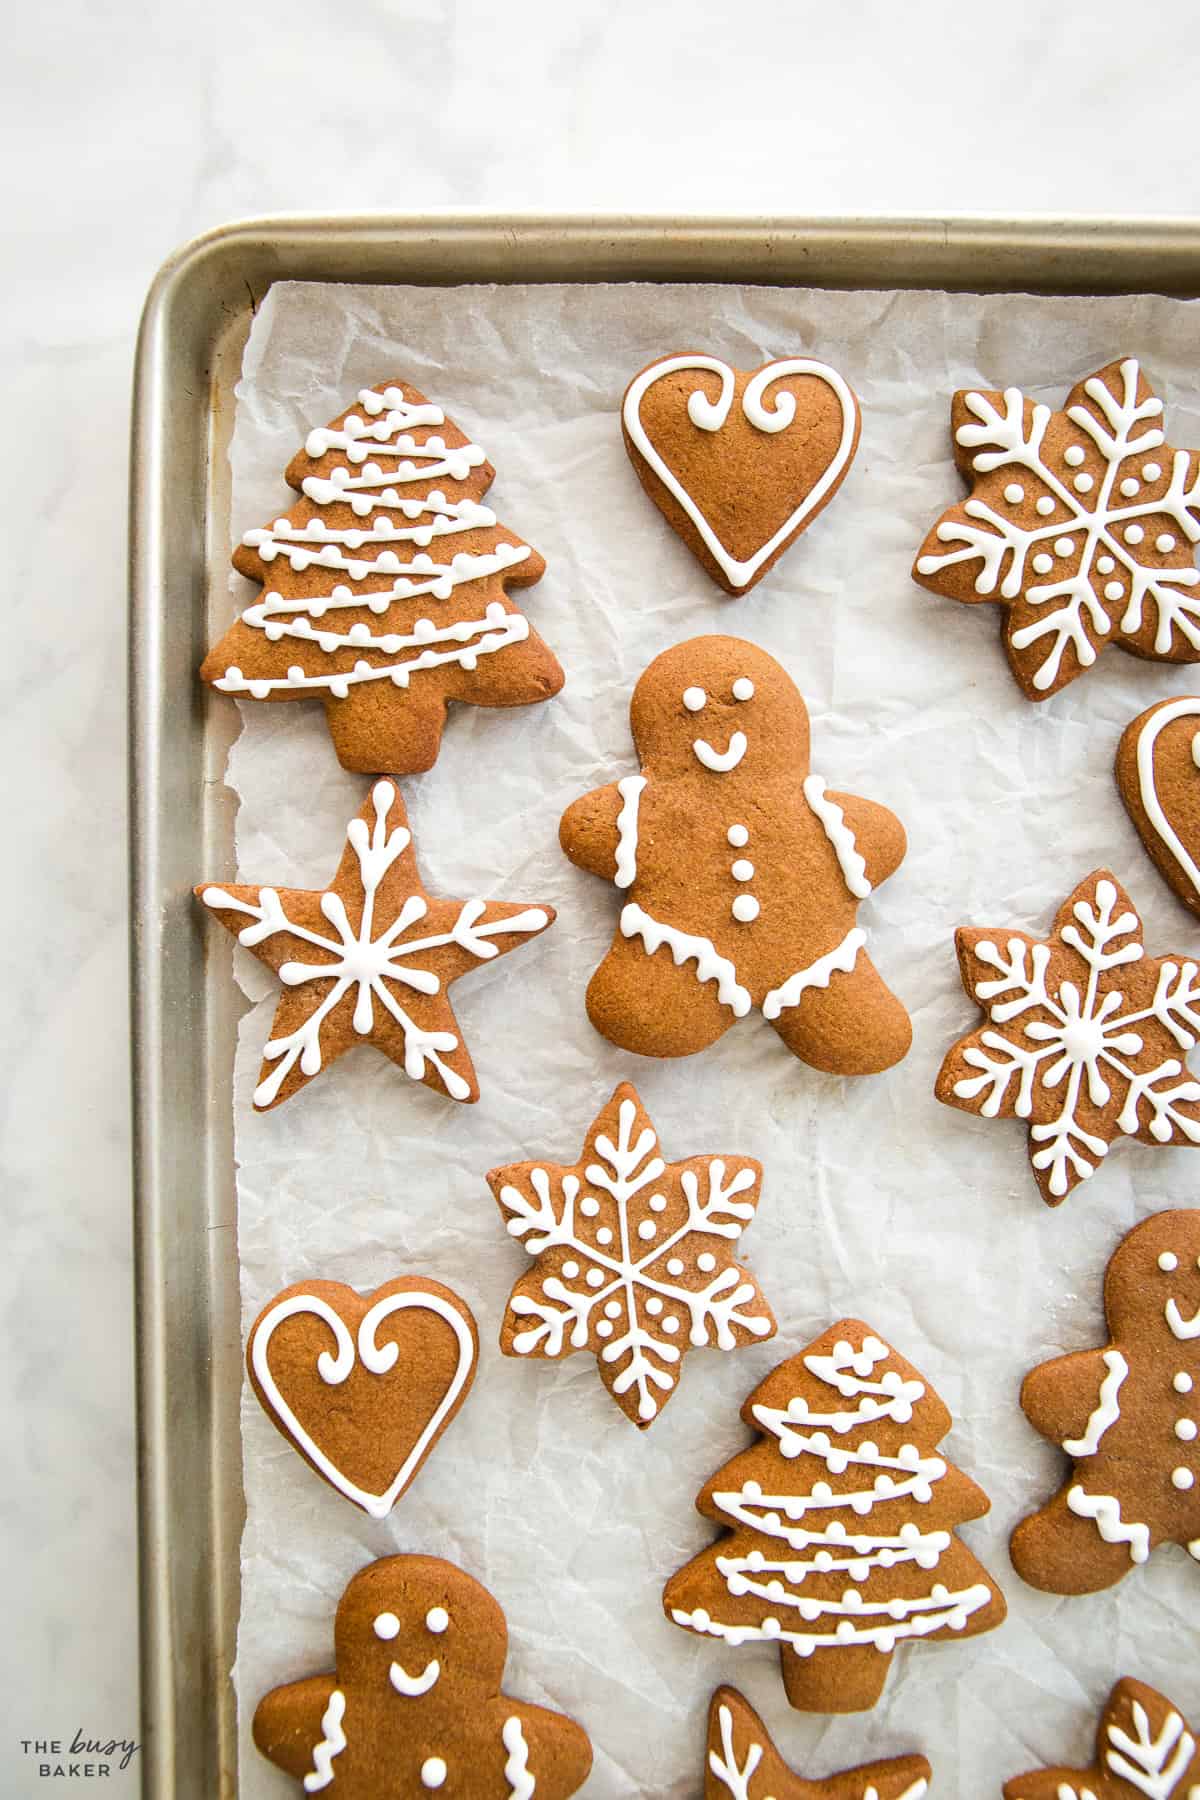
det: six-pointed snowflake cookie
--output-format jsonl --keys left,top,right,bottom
{"left": 703, "top": 1686, "right": 931, "bottom": 1800}
{"left": 1003, "top": 1677, "right": 1200, "bottom": 1800}
{"left": 252, "top": 1554, "right": 593, "bottom": 1797}
{"left": 936, "top": 869, "right": 1200, "bottom": 1204}
{"left": 487, "top": 1082, "right": 776, "bottom": 1428}
{"left": 196, "top": 778, "right": 554, "bottom": 1108}
{"left": 913, "top": 358, "right": 1200, "bottom": 699}
{"left": 1011, "top": 1209, "right": 1200, "bottom": 1594}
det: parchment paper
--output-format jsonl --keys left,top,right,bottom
{"left": 225, "top": 279, "right": 1200, "bottom": 1797}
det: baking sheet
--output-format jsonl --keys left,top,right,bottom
{"left": 222, "top": 279, "right": 1200, "bottom": 1796}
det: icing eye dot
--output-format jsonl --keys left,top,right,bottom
{"left": 697, "top": 1253, "right": 717, "bottom": 1272}
{"left": 682, "top": 686, "right": 706, "bottom": 713}
{"left": 1053, "top": 537, "right": 1075, "bottom": 558}
{"left": 731, "top": 859, "right": 755, "bottom": 882}
{"left": 425, "top": 1607, "right": 449, "bottom": 1634}
{"left": 1095, "top": 555, "right": 1116, "bottom": 574}
{"left": 732, "top": 895, "right": 760, "bottom": 923}
{"left": 1175, "top": 1372, "right": 1194, "bottom": 1393}
{"left": 1172, "top": 1466, "right": 1195, "bottom": 1490}
{"left": 1143, "top": 462, "right": 1162, "bottom": 480}
{"left": 374, "top": 1612, "right": 401, "bottom": 1640}
{"left": 1124, "top": 523, "right": 1145, "bottom": 545}
{"left": 1003, "top": 483, "right": 1024, "bottom": 504}
{"left": 1158, "top": 533, "right": 1177, "bottom": 552}
{"left": 1035, "top": 496, "right": 1056, "bottom": 516}
{"left": 1104, "top": 581, "right": 1125, "bottom": 601}
{"left": 1063, "top": 445, "right": 1086, "bottom": 467}
{"left": 1160, "top": 1251, "right": 1180, "bottom": 1271}
{"left": 1032, "top": 553, "right": 1054, "bottom": 574}
{"left": 421, "top": 1757, "right": 447, "bottom": 1789}
{"left": 1120, "top": 476, "right": 1140, "bottom": 497}
{"left": 731, "top": 677, "right": 755, "bottom": 701}
{"left": 1073, "top": 472, "right": 1094, "bottom": 493}
{"left": 727, "top": 823, "right": 749, "bottom": 847}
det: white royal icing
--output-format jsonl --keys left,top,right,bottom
{"left": 1063, "top": 1349, "right": 1128, "bottom": 1457}
{"left": 420, "top": 1755, "right": 447, "bottom": 1788}
{"left": 392, "top": 1657, "right": 441, "bottom": 1698}
{"left": 803, "top": 775, "right": 872, "bottom": 898}
{"left": 502, "top": 1717, "right": 535, "bottom": 1800}
{"left": 693, "top": 731, "right": 748, "bottom": 773}
{"left": 1067, "top": 1485, "right": 1151, "bottom": 1563}
{"left": 1103, "top": 1697, "right": 1197, "bottom": 1798}
{"left": 303, "top": 1690, "right": 346, "bottom": 1793}
{"left": 619, "top": 903, "right": 753, "bottom": 1017}
{"left": 1167, "top": 1294, "right": 1200, "bottom": 1340}
{"left": 706, "top": 1699, "right": 927, "bottom": 1800}
{"left": 1132, "top": 698, "right": 1200, "bottom": 899}
{"left": 613, "top": 775, "right": 647, "bottom": 890}
{"left": 623, "top": 356, "right": 858, "bottom": 589}
{"left": 762, "top": 928, "right": 866, "bottom": 1021}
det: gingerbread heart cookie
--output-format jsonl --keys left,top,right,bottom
{"left": 622, "top": 353, "right": 861, "bottom": 594}
{"left": 1117, "top": 696, "right": 1200, "bottom": 915}
{"left": 247, "top": 1276, "right": 478, "bottom": 1518}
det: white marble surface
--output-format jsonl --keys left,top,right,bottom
{"left": 4, "top": 1, "right": 1200, "bottom": 1794}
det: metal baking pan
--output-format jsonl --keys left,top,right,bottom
{"left": 129, "top": 211, "right": 1200, "bottom": 1798}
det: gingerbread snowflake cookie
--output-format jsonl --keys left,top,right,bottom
{"left": 704, "top": 1687, "right": 931, "bottom": 1800}
{"left": 560, "top": 636, "right": 911, "bottom": 1075}
{"left": 197, "top": 778, "right": 553, "bottom": 1108}
{"left": 622, "top": 353, "right": 860, "bottom": 594}
{"left": 1117, "top": 695, "right": 1200, "bottom": 916}
{"left": 914, "top": 358, "right": 1200, "bottom": 699}
{"left": 1011, "top": 1209, "right": 1200, "bottom": 1593}
{"left": 203, "top": 379, "right": 563, "bottom": 773}
{"left": 247, "top": 1276, "right": 477, "bottom": 1518}
{"left": 253, "top": 1554, "right": 593, "bottom": 1797}
{"left": 488, "top": 1082, "right": 775, "bottom": 1428}
{"left": 936, "top": 869, "right": 1200, "bottom": 1203}
{"left": 664, "top": 1319, "right": 1006, "bottom": 1714}
{"left": 1004, "top": 1678, "right": 1200, "bottom": 1800}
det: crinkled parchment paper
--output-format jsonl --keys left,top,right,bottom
{"left": 224, "top": 279, "right": 1200, "bottom": 1797}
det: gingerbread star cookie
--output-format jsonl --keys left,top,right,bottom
{"left": 622, "top": 352, "right": 861, "bottom": 594}
{"left": 1011, "top": 1210, "right": 1200, "bottom": 1593}
{"left": 202, "top": 378, "right": 563, "bottom": 774}
{"left": 1004, "top": 1678, "right": 1200, "bottom": 1800}
{"left": 914, "top": 357, "right": 1200, "bottom": 699}
{"left": 704, "top": 1687, "right": 931, "bottom": 1799}
{"left": 1117, "top": 695, "right": 1200, "bottom": 916}
{"left": 196, "top": 778, "right": 553, "bottom": 1107}
{"left": 487, "top": 1082, "right": 776, "bottom": 1428}
{"left": 936, "top": 869, "right": 1200, "bottom": 1204}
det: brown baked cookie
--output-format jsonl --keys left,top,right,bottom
{"left": 1011, "top": 1209, "right": 1200, "bottom": 1594}
{"left": 253, "top": 1554, "right": 593, "bottom": 1797}
{"left": 622, "top": 353, "right": 860, "bottom": 594}
{"left": 1117, "top": 695, "right": 1200, "bottom": 916}
{"left": 488, "top": 1081, "right": 776, "bottom": 1429}
{"left": 664, "top": 1319, "right": 1006, "bottom": 1714}
{"left": 704, "top": 1686, "right": 931, "bottom": 1799}
{"left": 246, "top": 1276, "right": 478, "bottom": 1518}
{"left": 559, "top": 636, "right": 910, "bottom": 1075}
{"left": 202, "top": 378, "right": 563, "bottom": 773}
{"left": 913, "top": 357, "right": 1200, "bottom": 701}
{"left": 196, "top": 777, "right": 553, "bottom": 1108}
{"left": 936, "top": 869, "right": 1200, "bottom": 1204}
{"left": 1003, "top": 1677, "right": 1200, "bottom": 1800}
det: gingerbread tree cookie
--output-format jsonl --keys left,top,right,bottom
{"left": 559, "top": 636, "right": 911, "bottom": 1076}
{"left": 937, "top": 869, "right": 1200, "bottom": 1204}
{"left": 202, "top": 379, "right": 563, "bottom": 773}
{"left": 704, "top": 1686, "right": 931, "bottom": 1800}
{"left": 1004, "top": 1678, "right": 1200, "bottom": 1800}
{"left": 196, "top": 778, "right": 553, "bottom": 1108}
{"left": 664, "top": 1320, "right": 1006, "bottom": 1714}
{"left": 253, "top": 1554, "right": 592, "bottom": 1797}
{"left": 1011, "top": 1209, "right": 1200, "bottom": 1593}
{"left": 488, "top": 1082, "right": 776, "bottom": 1428}
{"left": 914, "top": 357, "right": 1200, "bottom": 700}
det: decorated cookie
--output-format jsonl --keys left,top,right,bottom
{"left": 622, "top": 353, "right": 860, "bottom": 595}
{"left": 202, "top": 379, "right": 563, "bottom": 774}
{"left": 663, "top": 1319, "right": 1006, "bottom": 1714}
{"left": 704, "top": 1686, "right": 931, "bottom": 1800}
{"left": 936, "top": 869, "right": 1200, "bottom": 1204}
{"left": 488, "top": 1082, "right": 775, "bottom": 1428}
{"left": 246, "top": 1276, "right": 478, "bottom": 1518}
{"left": 1011, "top": 1209, "right": 1200, "bottom": 1593}
{"left": 1117, "top": 696, "right": 1200, "bottom": 915}
{"left": 913, "top": 358, "right": 1200, "bottom": 699}
{"left": 196, "top": 777, "right": 553, "bottom": 1108}
{"left": 253, "top": 1554, "right": 593, "bottom": 1796}
{"left": 559, "top": 636, "right": 910, "bottom": 1075}
{"left": 1003, "top": 1678, "right": 1200, "bottom": 1800}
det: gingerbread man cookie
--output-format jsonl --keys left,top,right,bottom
{"left": 704, "top": 1686, "right": 931, "bottom": 1800}
{"left": 202, "top": 379, "right": 563, "bottom": 774}
{"left": 1116, "top": 695, "right": 1200, "bottom": 916}
{"left": 559, "top": 636, "right": 910, "bottom": 1075}
{"left": 1004, "top": 1678, "right": 1200, "bottom": 1800}
{"left": 1011, "top": 1209, "right": 1200, "bottom": 1593}
{"left": 253, "top": 1554, "right": 593, "bottom": 1797}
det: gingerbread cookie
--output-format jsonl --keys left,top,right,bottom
{"left": 197, "top": 777, "right": 553, "bottom": 1108}
{"left": 247, "top": 1276, "right": 478, "bottom": 1518}
{"left": 253, "top": 1554, "right": 593, "bottom": 1796}
{"left": 913, "top": 357, "right": 1200, "bottom": 700}
{"left": 1117, "top": 696, "right": 1200, "bottom": 916}
{"left": 1011, "top": 1209, "right": 1200, "bottom": 1593}
{"left": 1003, "top": 1678, "right": 1200, "bottom": 1800}
{"left": 663, "top": 1319, "right": 1006, "bottom": 1714}
{"left": 704, "top": 1686, "right": 931, "bottom": 1800}
{"left": 936, "top": 869, "right": 1200, "bottom": 1204}
{"left": 559, "top": 636, "right": 911, "bottom": 1075}
{"left": 488, "top": 1082, "right": 776, "bottom": 1428}
{"left": 202, "top": 379, "right": 562, "bottom": 774}
{"left": 622, "top": 353, "right": 860, "bottom": 594}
